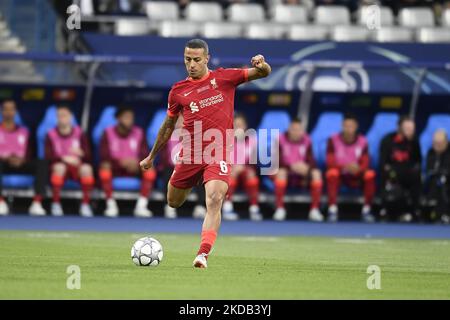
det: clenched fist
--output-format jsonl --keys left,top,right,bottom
{"left": 251, "top": 54, "right": 266, "bottom": 69}
{"left": 139, "top": 156, "right": 153, "bottom": 171}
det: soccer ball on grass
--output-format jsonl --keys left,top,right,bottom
{"left": 131, "top": 237, "right": 163, "bottom": 267}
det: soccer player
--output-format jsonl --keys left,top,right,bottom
{"left": 379, "top": 115, "right": 422, "bottom": 222}
{"left": 99, "top": 106, "right": 155, "bottom": 218}
{"left": 45, "top": 105, "right": 95, "bottom": 217}
{"left": 425, "top": 130, "right": 449, "bottom": 224}
{"left": 140, "top": 39, "right": 271, "bottom": 268}
{"left": 222, "top": 113, "right": 262, "bottom": 221}
{"left": 272, "top": 117, "right": 324, "bottom": 222}
{"left": 0, "top": 99, "right": 48, "bottom": 216}
{"left": 325, "top": 113, "right": 376, "bottom": 223}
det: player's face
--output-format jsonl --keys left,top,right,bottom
{"left": 400, "top": 120, "right": 415, "bottom": 140}
{"left": 287, "top": 122, "right": 304, "bottom": 141}
{"left": 57, "top": 108, "right": 73, "bottom": 128}
{"left": 118, "top": 111, "right": 134, "bottom": 130}
{"left": 342, "top": 119, "right": 358, "bottom": 140}
{"left": 184, "top": 47, "right": 209, "bottom": 79}
{"left": 1, "top": 101, "right": 16, "bottom": 121}
{"left": 432, "top": 132, "right": 448, "bottom": 154}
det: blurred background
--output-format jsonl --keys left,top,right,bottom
{"left": 0, "top": 0, "right": 449, "bottom": 221}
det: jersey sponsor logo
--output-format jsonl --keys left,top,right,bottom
{"left": 189, "top": 101, "right": 199, "bottom": 113}
{"left": 198, "top": 93, "right": 224, "bottom": 108}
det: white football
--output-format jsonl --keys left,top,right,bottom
{"left": 131, "top": 237, "right": 163, "bottom": 267}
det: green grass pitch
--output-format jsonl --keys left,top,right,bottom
{"left": 0, "top": 230, "right": 449, "bottom": 299}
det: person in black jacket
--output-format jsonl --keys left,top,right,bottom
{"left": 425, "top": 129, "right": 450, "bottom": 224}
{"left": 379, "top": 115, "right": 422, "bottom": 222}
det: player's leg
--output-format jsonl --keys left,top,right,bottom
{"left": 50, "top": 162, "right": 67, "bottom": 216}
{"left": 308, "top": 168, "right": 324, "bottom": 222}
{"left": 135, "top": 167, "right": 156, "bottom": 218}
{"left": 192, "top": 184, "right": 207, "bottom": 219}
{"left": 0, "top": 160, "right": 10, "bottom": 215}
{"left": 273, "top": 167, "right": 288, "bottom": 221}
{"left": 167, "top": 182, "right": 192, "bottom": 208}
{"left": 326, "top": 168, "right": 340, "bottom": 222}
{"left": 99, "top": 161, "right": 118, "bottom": 217}
{"left": 361, "top": 170, "right": 376, "bottom": 222}
{"left": 28, "top": 159, "right": 48, "bottom": 216}
{"left": 194, "top": 179, "right": 228, "bottom": 268}
{"left": 243, "top": 166, "right": 262, "bottom": 221}
{"left": 79, "top": 163, "right": 95, "bottom": 217}
{"left": 223, "top": 164, "right": 244, "bottom": 221}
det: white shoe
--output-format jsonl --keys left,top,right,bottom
{"left": 51, "top": 202, "right": 64, "bottom": 217}
{"left": 308, "top": 208, "right": 324, "bottom": 222}
{"left": 222, "top": 200, "right": 239, "bottom": 220}
{"left": 80, "top": 203, "right": 93, "bottom": 218}
{"left": 249, "top": 204, "right": 263, "bottom": 221}
{"left": 164, "top": 204, "right": 177, "bottom": 219}
{"left": 0, "top": 200, "right": 9, "bottom": 216}
{"left": 441, "top": 215, "right": 450, "bottom": 225}
{"left": 133, "top": 196, "right": 153, "bottom": 218}
{"left": 327, "top": 205, "right": 338, "bottom": 222}
{"left": 28, "top": 201, "right": 46, "bottom": 216}
{"left": 361, "top": 205, "right": 375, "bottom": 223}
{"left": 273, "top": 207, "right": 286, "bottom": 221}
{"left": 104, "top": 198, "right": 119, "bottom": 218}
{"left": 192, "top": 253, "right": 208, "bottom": 268}
{"left": 192, "top": 205, "right": 206, "bottom": 219}
{"left": 399, "top": 213, "right": 413, "bottom": 222}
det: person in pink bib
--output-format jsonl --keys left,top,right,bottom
{"left": 0, "top": 99, "right": 48, "bottom": 216}
{"left": 98, "top": 106, "right": 155, "bottom": 218}
{"left": 45, "top": 105, "right": 95, "bottom": 217}
{"left": 272, "top": 117, "right": 324, "bottom": 221}
{"left": 325, "top": 113, "right": 376, "bottom": 223}
{"left": 222, "top": 113, "right": 262, "bottom": 221}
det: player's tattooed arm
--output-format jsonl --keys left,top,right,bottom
{"left": 140, "top": 115, "right": 178, "bottom": 171}
{"left": 248, "top": 54, "right": 272, "bottom": 81}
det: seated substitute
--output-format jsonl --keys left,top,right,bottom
{"left": 272, "top": 117, "right": 324, "bottom": 222}
{"left": 99, "top": 106, "right": 156, "bottom": 218}
{"left": 45, "top": 105, "right": 95, "bottom": 217}
{"left": 379, "top": 115, "right": 422, "bottom": 222}
{"left": 325, "top": 113, "right": 376, "bottom": 223}
{"left": 222, "top": 113, "right": 262, "bottom": 221}
{"left": 0, "top": 99, "right": 48, "bottom": 216}
{"left": 425, "top": 129, "right": 449, "bottom": 224}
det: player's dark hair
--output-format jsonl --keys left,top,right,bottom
{"left": 1, "top": 99, "right": 16, "bottom": 109}
{"left": 398, "top": 114, "right": 413, "bottom": 126}
{"left": 344, "top": 112, "right": 358, "bottom": 122}
{"left": 291, "top": 117, "right": 302, "bottom": 124}
{"left": 234, "top": 112, "right": 247, "bottom": 123}
{"left": 185, "top": 39, "right": 209, "bottom": 55}
{"left": 56, "top": 104, "right": 71, "bottom": 112}
{"left": 115, "top": 105, "right": 134, "bottom": 118}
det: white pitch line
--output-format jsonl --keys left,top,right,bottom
{"left": 333, "top": 238, "right": 385, "bottom": 245}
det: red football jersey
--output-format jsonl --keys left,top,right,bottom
{"left": 167, "top": 68, "right": 248, "bottom": 164}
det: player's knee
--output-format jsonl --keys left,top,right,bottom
{"left": 167, "top": 196, "right": 183, "bottom": 209}
{"left": 311, "top": 168, "right": 322, "bottom": 181}
{"left": 206, "top": 190, "right": 225, "bottom": 209}
{"left": 52, "top": 162, "right": 66, "bottom": 175}
{"left": 326, "top": 168, "right": 339, "bottom": 180}
{"left": 80, "top": 164, "right": 93, "bottom": 177}
{"left": 276, "top": 168, "right": 288, "bottom": 180}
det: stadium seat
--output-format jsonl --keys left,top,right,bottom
{"left": 314, "top": 6, "right": 350, "bottom": 26}
{"left": 257, "top": 111, "right": 291, "bottom": 191}
{"left": 288, "top": 24, "right": 328, "bottom": 41}
{"left": 158, "top": 21, "right": 200, "bottom": 38}
{"left": 227, "top": 3, "right": 265, "bottom": 23}
{"left": 80, "top": 0, "right": 94, "bottom": 16}
{"left": 443, "top": 8, "right": 450, "bottom": 27}
{"left": 185, "top": 2, "right": 223, "bottom": 22}
{"left": 417, "top": 28, "right": 450, "bottom": 43}
{"left": 0, "top": 110, "right": 35, "bottom": 189}
{"left": 245, "top": 23, "right": 286, "bottom": 40}
{"left": 146, "top": 109, "right": 168, "bottom": 149}
{"left": 419, "top": 114, "right": 450, "bottom": 161}
{"left": 115, "top": 18, "right": 150, "bottom": 36}
{"left": 357, "top": 6, "right": 394, "bottom": 27}
{"left": 331, "top": 26, "right": 370, "bottom": 42}
{"left": 201, "top": 22, "right": 243, "bottom": 39}
{"left": 373, "top": 27, "right": 414, "bottom": 42}
{"left": 366, "top": 113, "right": 399, "bottom": 169}
{"left": 270, "top": 4, "right": 308, "bottom": 24}
{"left": 310, "top": 112, "right": 344, "bottom": 168}
{"left": 399, "top": 8, "right": 435, "bottom": 28}
{"left": 144, "top": 1, "right": 179, "bottom": 21}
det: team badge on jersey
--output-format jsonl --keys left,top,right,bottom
{"left": 210, "top": 78, "right": 218, "bottom": 89}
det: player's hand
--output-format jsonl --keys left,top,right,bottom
{"left": 8, "top": 156, "right": 25, "bottom": 168}
{"left": 62, "top": 155, "right": 81, "bottom": 166}
{"left": 290, "top": 162, "right": 309, "bottom": 176}
{"left": 140, "top": 156, "right": 154, "bottom": 172}
{"left": 251, "top": 54, "right": 265, "bottom": 70}
{"left": 346, "top": 163, "right": 360, "bottom": 175}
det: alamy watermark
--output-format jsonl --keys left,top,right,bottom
{"left": 66, "top": 265, "right": 81, "bottom": 290}
{"left": 366, "top": 265, "right": 381, "bottom": 290}
{"left": 66, "top": 4, "right": 81, "bottom": 30}
{"left": 365, "top": 5, "right": 381, "bottom": 31}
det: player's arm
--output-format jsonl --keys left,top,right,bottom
{"left": 140, "top": 114, "right": 178, "bottom": 171}
{"left": 247, "top": 54, "right": 272, "bottom": 82}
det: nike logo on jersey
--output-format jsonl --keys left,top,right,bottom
{"left": 183, "top": 90, "right": 194, "bottom": 97}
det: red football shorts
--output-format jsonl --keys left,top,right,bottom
{"left": 169, "top": 162, "right": 232, "bottom": 189}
